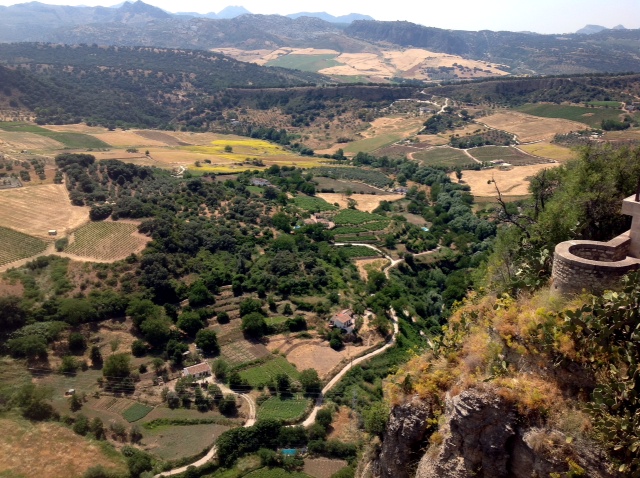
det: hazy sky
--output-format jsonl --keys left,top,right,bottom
{"left": 2, "top": 0, "right": 640, "bottom": 33}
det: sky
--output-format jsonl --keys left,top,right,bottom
{"left": 2, "top": 0, "right": 640, "bottom": 33}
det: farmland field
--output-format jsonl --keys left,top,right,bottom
{"left": 331, "top": 221, "right": 391, "bottom": 235}
{"left": 0, "top": 122, "right": 111, "bottom": 149}
{"left": 314, "top": 176, "right": 388, "bottom": 194}
{"left": 413, "top": 147, "right": 472, "bottom": 168}
{"left": 221, "top": 340, "right": 271, "bottom": 367}
{"left": 239, "top": 356, "right": 301, "bottom": 388}
{"left": 343, "top": 134, "right": 403, "bottom": 154}
{"left": 303, "top": 458, "right": 348, "bottom": 478}
{"left": 518, "top": 142, "right": 576, "bottom": 162}
{"left": 256, "top": 396, "right": 311, "bottom": 422}
{"left": 0, "top": 184, "right": 90, "bottom": 238}
{"left": 143, "top": 423, "right": 230, "bottom": 461}
{"left": 0, "top": 226, "right": 47, "bottom": 266}
{"left": 317, "top": 193, "right": 403, "bottom": 213}
{"left": 122, "top": 403, "right": 154, "bottom": 422}
{"left": 468, "top": 146, "right": 553, "bottom": 165}
{"left": 293, "top": 196, "right": 337, "bottom": 212}
{"left": 479, "top": 111, "right": 587, "bottom": 142}
{"left": 332, "top": 210, "right": 388, "bottom": 225}
{"left": 516, "top": 104, "right": 623, "bottom": 128}
{"left": 455, "top": 163, "right": 560, "bottom": 197}
{"left": 266, "top": 53, "right": 342, "bottom": 72}
{"left": 335, "top": 245, "right": 381, "bottom": 258}
{"left": 65, "top": 222, "right": 150, "bottom": 261}
{"left": 311, "top": 167, "right": 392, "bottom": 189}
{"left": 245, "top": 467, "right": 311, "bottom": 478}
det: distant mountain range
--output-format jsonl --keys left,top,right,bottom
{"left": 0, "top": 1, "right": 638, "bottom": 77}
{"left": 576, "top": 24, "right": 627, "bottom": 34}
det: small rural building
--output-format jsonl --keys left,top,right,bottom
{"left": 182, "top": 362, "right": 212, "bottom": 379}
{"left": 48, "top": 230, "right": 57, "bottom": 236}
{"left": 304, "top": 214, "right": 335, "bottom": 229}
{"left": 393, "top": 187, "right": 409, "bottom": 195}
{"left": 330, "top": 309, "right": 356, "bottom": 334}
{"left": 251, "top": 178, "right": 272, "bottom": 187}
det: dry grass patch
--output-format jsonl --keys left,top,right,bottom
{"left": 0, "top": 418, "right": 126, "bottom": 478}
{"left": 454, "top": 163, "right": 560, "bottom": 197}
{"left": 325, "top": 406, "right": 363, "bottom": 443}
{"left": 479, "top": 111, "right": 585, "bottom": 143}
{"left": 0, "top": 184, "right": 90, "bottom": 238}
{"left": 317, "top": 193, "right": 404, "bottom": 212}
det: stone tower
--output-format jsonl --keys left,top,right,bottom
{"left": 551, "top": 195, "right": 640, "bottom": 295}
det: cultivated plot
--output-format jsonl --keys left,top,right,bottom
{"left": 516, "top": 104, "right": 624, "bottom": 128}
{"left": 65, "top": 222, "right": 150, "bottom": 261}
{"left": 479, "top": 111, "right": 586, "bottom": 143}
{"left": 0, "top": 226, "right": 47, "bottom": 266}
{"left": 413, "top": 147, "right": 472, "bottom": 168}
{"left": 239, "top": 356, "right": 301, "bottom": 387}
{"left": 0, "top": 184, "right": 89, "bottom": 238}
{"left": 317, "top": 193, "right": 404, "bottom": 213}
{"left": 456, "top": 163, "right": 560, "bottom": 197}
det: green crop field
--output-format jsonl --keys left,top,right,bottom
{"left": 245, "top": 468, "right": 311, "bottom": 478}
{"left": 257, "top": 396, "right": 311, "bottom": 422}
{"left": 344, "top": 134, "right": 402, "bottom": 154}
{"left": 122, "top": 403, "right": 154, "bottom": 422}
{"left": 516, "top": 104, "right": 623, "bottom": 128}
{"left": 294, "top": 196, "right": 337, "bottom": 212}
{"left": 0, "top": 226, "right": 47, "bottom": 266}
{"left": 266, "top": 54, "right": 341, "bottom": 72}
{"left": 65, "top": 222, "right": 147, "bottom": 260}
{"left": 331, "top": 221, "right": 390, "bottom": 235}
{"left": 335, "top": 245, "right": 380, "bottom": 258}
{"left": 332, "top": 210, "right": 388, "bottom": 225}
{"left": 0, "top": 122, "right": 111, "bottom": 149}
{"left": 413, "top": 147, "right": 473, "bottom": 168}
{"left": 239, "top": 356, "right": 300, "bottom": 388}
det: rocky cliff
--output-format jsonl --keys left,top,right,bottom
{"left": 370, "top": 389, "right": 615, "bottom": 478}
{"left": 364, "top": 292, "right": 625, "bottom": 478}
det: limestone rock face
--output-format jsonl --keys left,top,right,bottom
{"left": 416, "top": 389, "right": 515, "bottom": 478}
{"left": 377, "top": 389, "right": 619, "bottom": 478}
{"left": 374, "top": 397, "right": 432, "bottom": 478}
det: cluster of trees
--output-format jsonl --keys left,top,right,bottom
{"left": 0, "top": 43, "right": 321, "bottom": 127}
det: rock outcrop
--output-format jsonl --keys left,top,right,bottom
{"left": 373, "top": 397, "right": 432, "bottom": 478}
{"left": 373, "top": 389, "right": 616, "bottom": 478}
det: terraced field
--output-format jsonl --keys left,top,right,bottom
{"left": 65, "top": 222, "right": 149, "bottom": 261}
{"left": 0, "top": 226, "right": 47, "bottom": 266}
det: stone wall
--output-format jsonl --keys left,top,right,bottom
{"left": 551, "top": 232, "right": 640, "bottom": 295}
